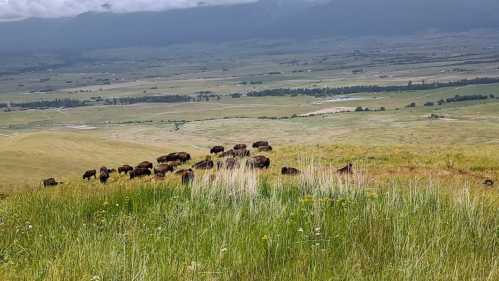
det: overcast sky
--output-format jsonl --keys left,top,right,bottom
{"left": 0, "top": 0, "right": 261, "bottom": 20}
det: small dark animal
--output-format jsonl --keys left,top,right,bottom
{"left": 246, "top": 155, "right": 271, "bottom": 169}
{"left": 252, "top": 141, "right": 269, "bottom": 148}
{"left": 43, "top": 178, "right": 59, "bottom": 188}
{"left": 107, "top": 168, "right": 116, "bottom": 174}
{"left": 338, "top": 163, "right": 353, "bottom": 174}
{"left": 130, "top": 168, "right": 152, "bottom": 179}
{"left": 82, "top": 169, "right": 97, "bottom": 180}
{"left": 233, "top": 148, "right": 250, "bottom": 158}
{"left": 258, "top": 145, "right": 273, "bottom": 152}
{"left": 193, "top": 159, "right": 214, "bottom": 170}
{"left": 281, "top": 167, "right": 301, "bottom": 175}
{"left": 180, "top": 169, "right": 195, "bottom": 185}
{"left": 99, "top": 167, "right": 110, "bottom": 184}
{"left": 154, "top": 164, "right": 174, "bottom": 175}
{"left": 176, "top": 152, "right": 192, "bottom": 163}
{"left": 483, "top": 179, "right": 494, "bottom": 186}
{"left": 225, "top": 157, "right": 240, "bottom": 170}
{"left": 233, "top": 144, "right": 247, "bottom": 150}
{"left": 210, "top": 146, "right": 225, "bottom": 154}
{"left": 137, "top": 161, "right": 153, "bottom": 170}
{"left": 118, "top": 165, "right": 134, "bottom": 174}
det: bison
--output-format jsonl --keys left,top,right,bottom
{"left": 252, "top": 141, "right": 269, "bottom": 148}
{"left": 107, "top": 168, "right": 116, "bottom": 174}
{"left": 157, "top": 155, "right": 170, "bottom": 164}
{"left": 154, "top": 164, "right": 175, "bottom": 175}
{"left": 210, "top": 146, "right": 225, "bottom": 154}
{"left": 258, "top": 145, "right": 273, "bottom": 152}
{"left": 246, "top": 155, "right": 271, "bottom": 169}
{"left": 118, "top": 165, "right": 134, "bottom": 174}
{"left": 281, "top": 167, "right": 301, "bottom": 175}
{"left": 43, "top": 178, "right": 60, "bottom": 188}
{"left": 193, "top": 159, "right": 214, "bottom": 170}
{"left": 337, "top": 163, "right": 353, "bottom": 174}
{"left": 233, "top": 144, "right": 247, "bottom": 150}
{"left": 164, "top": 152, "right": 192, "bottom": 163}
{"left": 99, "top": 167, "right": 110, "bottom": 184}
{"left": 130, "top": 168, "right": 152, "bottom": 179}
{"left": 137, "top": 161, "right": 153, "bottom": 170}
{"left": 483, "top": 179, "right": 494, "bottom": 186}
{"left": 83, "top": 169, "right": 97, "bottom": 181}
{"left": 225, "top": 157, "right": 240, "bottom": 170}
{"left": 233, "top": 148, "right": 250, "bottom": 158}
{"left": 179, "top": 169, "right": 194, "bottom": 185}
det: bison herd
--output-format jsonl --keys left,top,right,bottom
{"left": 40, "top": 140, "right": 497, "bottom": 189}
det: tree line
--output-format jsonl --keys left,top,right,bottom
{"left": 243, "top": 77, "right": 499, "bottom": 98}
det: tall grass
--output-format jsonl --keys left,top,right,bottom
{"left": 0, "top": 165, "right": 497, "bottom": 281}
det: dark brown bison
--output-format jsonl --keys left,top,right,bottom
{"left": 130, "top": 168, "right": 152, "bottom": 179}
{"left": 166, "top": 152, "right": 191, "bottom": 163}
{"left": 246, "top": 155, "right": 271, "bottom": 169}
{"left": 180, "top": 169, "right": 195, "bottom": 185}
{"left": 193, "top": 159, "right": 214, "bottom": 170}
{"left": 83, "top": 169, "right": 97, "bottom": 180}
{"left": 258, "top": 145, "right": 273, "bottom": 152}
{"left": 483, "top": 179, "right": 494, "bottom": 186}
{"left": 281, "top": 167, "right": 301, "bottom": 175}
{"left": 233, "top": 144, "right": 247, "bottom": 150}
{"left": 338, "top": 163, "right": 353, "bottom": 174}
{"left": 154, "top": 164, "right": 175, "bottom": 175}
{"left": 137, "top": 161, "right": 153, "bottom": 170}
{"left": 210, "top": 146, "right": 225, "bottom": 154}
{"left": 225, "top": 157, "right": 240, "bottom": 170}
{"left": 43, "top": 178, "right": 60, "bottom": 188}
{"left": 252, "top": 141, "right": 269, "bottom": 148}
{"left": 99, "top": 167, "right": 110, "bottom": 184}
{"left": 107, "top": 168, "right": 116, "bottom": 174}
{"left": 219, "top": 149, "right": 235, "bottom": 158}
{"left": 118, "top": 165, "right": 134, "bottom": 174}
{"left": 157, "top": 155, "right": 170, "bottom": 164}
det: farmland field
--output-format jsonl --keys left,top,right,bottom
{"left": 0, "top": 32, "right": 498, "bottom": 280}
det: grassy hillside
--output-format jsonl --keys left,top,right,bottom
{"left": 0, "top": 167, "right": 497, "bottom": 280}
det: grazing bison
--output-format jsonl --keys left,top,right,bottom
{"left": 337, "top": 163, "right": 353, "bottom": 174}
{"left": 225, "top": 157, "right": 240, "bottom": 170}
{"left": 219, "top": 149, "right": 235, "bottom": 158}
{"left": 130, "top": 168, "right": 152, "bottom": 179}
{"left": 157, "top": 155, "right": 170, "bottom": 164}
{"left": 165, "top": 152, "right": 192, "bottom": 163}
{"left": 179, "top": 169, "right": 195, "bottom": 185}
{"left": 246, "top": 155, "right": 271, "bottom": 169}
{"left": 210, "top": 146, "right": 225, "bottom": 154}
{"left": 233, "top": 144, "right": 247, "bottom": 150}
{"left": 137, "top": 161, "right": 153, "bottom": 170}
{"left": 83, "top": 169, "right": 97, "bottom": 180}
{"left": 154, "top": 164, "right": 175, "bottom": 175}
{"left": 281, "top": 167, "right": 301, "bottom": 175}
{"left": 483, "top": 179, "right": 494, "bottom": 186}
{"left": 118, "top": 165, "right": 134, "bottom": 174}
{"left": 258, "top": 145, "right": 273, "bottom": 152}
{"left": 43, "top": 178, "right": 59, "bottom": 188}
{"left": 193, "top": 159, "right": 214, "bottom": 170}
{"left": 107, "top": 168, "right": 116, "bottom": 174}
{"left": 252, "top": 141, "right": 269, "bottom": 148}
{"left": 99, "top": 167, "right": 110, "bottom": 184}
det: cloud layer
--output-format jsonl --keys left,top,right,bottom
{"left": 0, "top": 0, "right": 258, "bottom": 20}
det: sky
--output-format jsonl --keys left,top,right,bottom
{"left": 0, "top": 0, "right": 259, "bottom": 20}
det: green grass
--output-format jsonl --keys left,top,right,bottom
{"left": 0, "top": 169, "right": 497, "bottom": 280}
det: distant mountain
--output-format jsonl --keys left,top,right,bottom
{"left": 0, "top": 0, "right": 498, "bottom": 54}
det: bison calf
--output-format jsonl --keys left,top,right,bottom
{"left": 252, "top": 141, "right": 269, "bottom": 148}
{"left": 210, "top": 146, "right": 225, "bottom": 154}
{"left": 233, "top": 144, "right": 247, "bottom": 150}
{"left": 137, "top": 161, "right": 153, "bottom": 170}
{"left": 154, "top": 164, "right": 175, "bottom": 175}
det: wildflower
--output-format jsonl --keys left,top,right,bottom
{"left": 262, "top": 234, "right": 269, "bottom": 241}
{"left": 115, "top": 203, "right": 119, "bottom": 207}
{"left": 298, "top": 228, "right": 304, "bottom": 232}
{"left": 103, "top": 201, "right": 109, "bottom": 206}
{"left": 90, "top": 276, "right": 101, "bottom": 281}
{"left": 220, "top": 247, "right": 228, "bottom": 253}
{"left": 157, "top": 227, "right": 162, "bottom": 231}
{"left": 315, "top": 227, "right": 320, "bottom": 232}
{"left": 28, "top": 225, "right": 33, "bottom": 229}
{"left": 187, "top": 261, "right": 202, "bottom": 272}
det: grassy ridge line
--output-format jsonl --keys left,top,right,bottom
{"left": 0, "top": 168, "right": 497, "bottom": 280}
